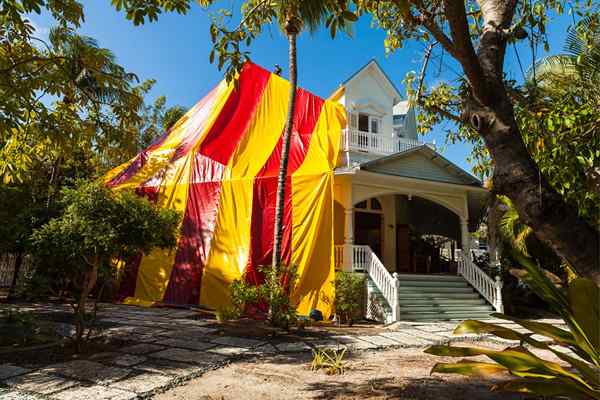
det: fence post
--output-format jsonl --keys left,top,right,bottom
{"left": 494, "top": 275, "right": 504, "bottom": 313}
{"left": 392, "top": 272, "right": 400, "bottom": 322}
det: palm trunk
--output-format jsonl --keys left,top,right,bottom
{"left": 272, "top": 29, "right": 298, "bottom": 270}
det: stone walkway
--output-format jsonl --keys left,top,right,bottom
{"left": 0, "top": 303, "right": 565, "bottom": 399}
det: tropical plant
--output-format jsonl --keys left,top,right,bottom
{"left": 29, "top": 181, "right": 180, "bottom": 350}
{"left": 425, "top": 255, "right": 600, "bottom": 399}
{"left": 311, "top": 347, "right": 347, "bottom": 375}
{"left": 532, "top": 14, "right": 600, "bottom": 103}
{"left": 334, "top": 271, "right": 365, "bottom": 326}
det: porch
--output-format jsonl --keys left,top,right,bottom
{"left": 332, "top": 157, "right": 502, "bottom": 323}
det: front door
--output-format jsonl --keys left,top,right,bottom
{"left": 354, "top": 211, "right": 382, "bottom": 260}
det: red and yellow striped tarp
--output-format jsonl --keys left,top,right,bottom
{"left": 104, "top": 62, "right": 346, "bottom": 317}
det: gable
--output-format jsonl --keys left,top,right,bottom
{"left": 362, "top": 151, "right": 476, "bottom": 185}
{"left": 343, "top": 60, "right": 401, "bottom": 104}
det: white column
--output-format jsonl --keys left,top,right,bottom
{"left": 343, "top": 207, "right": 354, "bottom": 272}
{"left": 460, "top": 217, "right": 470, "bottom": 260}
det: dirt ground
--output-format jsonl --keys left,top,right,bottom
{"left": 156, "top": 342, "right": 533, "bottom": 400}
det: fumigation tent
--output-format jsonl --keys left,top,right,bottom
{"left": 105, "top": 62, "right": 346, "bottom": 317}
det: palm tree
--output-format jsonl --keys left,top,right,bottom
{"left": 530, "top": 15, "right": 600, "bottom": 103}
{"left": 270, "top": 1, "right": 348, "bottom": 269}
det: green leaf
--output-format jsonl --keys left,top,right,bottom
{"left": 431, "top": 361, "right": 507, "bottom": 377}
{"left": 568, "top": 278, "right": 600, "bottom": 359}
{"left": 493, "top": 378, "right": 598, "bottom": 399}
{"left": 341, "top": 11, "right": 358, "bottom": 22}
{"left": 489, "top": 314, "right": 577, "bottom": 346}
{"left": 453, "top": 319, "right": 524, "bottom": 341}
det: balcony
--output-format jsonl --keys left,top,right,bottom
{"left": 343, "top": 128, "right": 422, "bottom": 156}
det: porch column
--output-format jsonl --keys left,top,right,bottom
{"left": 460, "top": 217, "right": 471, "bottom": 260}
{"left": 343, "top": 207, "right": 354, "bottom": 272}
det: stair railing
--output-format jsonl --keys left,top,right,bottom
{"left": 352, "top": 245, "right": 400, "bottom": 321}
{"left": 458, "top": 252, "right": 503, "bottom": 312}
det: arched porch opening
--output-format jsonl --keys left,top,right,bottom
{"left": 342, "top": 193, "right": 466, "bottom": 274}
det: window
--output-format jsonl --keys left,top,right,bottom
{"left": 355, "top": 200, "right": 367, "bottom": 209}
{"left": 370, "top": 198, "right": 382, "bottom": 210}
{"left": 370, "top": 118, "right": 379, "bottom": 134}
{"left": 358, "top": 113, "right": 382, "bottom": 134}
{"left": 393, "top": 114, "right": 405, "bottom": 126}
{"left": 358, "top": 113, "right": 369, "bottom": 132}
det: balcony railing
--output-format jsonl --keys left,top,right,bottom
{"left": 343, "top": 128, "right": 422, "bottom": 156}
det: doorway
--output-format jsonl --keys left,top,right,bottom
{"left": 354, "top": 211, "right": 383, "bottom": 260}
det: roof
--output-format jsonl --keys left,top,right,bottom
{"left": 341, "top": 59, "right": 402, "bottom": 101}
{"left": 359, "top": 145, "right": 483, "bottom": 187}
{"left": 393, "top": 100, "right": 410, "bottom": 116}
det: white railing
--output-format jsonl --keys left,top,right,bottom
{"left": 343, "top": 128, "right": 421, "bottom": 156}
{"left": 458, "top": 253, "right": 503, "bottom": 312}
{"left": 336, "top": 244, "right": 400, "bottom": 321}
{"left": 334, "top": 245, "right": 344, "bottom": 269}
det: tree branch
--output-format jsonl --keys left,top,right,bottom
{"left": 442, "top": 0, "right": 489, "bottom": 101}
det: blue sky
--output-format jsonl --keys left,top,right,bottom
{"left": 31, "top": 3, "right": 574, "bottom": 173}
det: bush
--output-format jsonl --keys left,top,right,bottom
{"left": 226, "top": 264, "right": 299, "bottom": 329}
{"left": 29, "top": 180, "right": 180, "bottom": 350}
{"left": 334, "top": 271, "right": 365, "bottom": 326}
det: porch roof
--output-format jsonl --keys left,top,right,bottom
{"left": 357, "top": 145, "right": 482, "bottom": 187}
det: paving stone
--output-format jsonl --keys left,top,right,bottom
{"left": 246, "top": 343, "right": 279, "bottom": 355}
{"left": 160, "top": 338, "right": 216, "bottom": 351}
{"left": 162, "top": 327, "right": 219, "bottom": 337}
{"left": 356, "top": 335, "right": 400, "bottom": 347}
{"left": 4, "top": 373, "right": 78, "bottom": 395}
{"left": 208, "top": 346, "right": 250, "bottom": 356}
{"left": 0, "top": 365, "right": 30, "bottom": 380}
{"left": 112, "top": 354, "right": 146, "bottom": 367}
{"left": 210, "top": 336, "right": 264, "bottom": 348}
{"left": 51, "top": 385, "right": 136, "bottom": 400}
{"left": 412, "top": 324, "right": 451, "bottom": 333}
{"left": 121, "top": 343, "right": 165, "bottom": 355}
{"left": 149, "top": 348, "right": 227, "bottom": 365}
{"left": 379, "top": 331, "right": 432, "bottom": 346}
{"left": 399, "top": 328, "right": 448, "bottom": 343}
{"left": 0, "top": 390, "right": 45, "bottom": 400}
{"left": 110, "top": 372, "right": 173, "bottom": 394}
{"left": 40, "top": 360, "right": 130, "bottom": 385}
{"left": 274, "top": 342, "right": 311, "bottom": 352}
{"left": 133, "top": 359, "right": 203, "bottom": 378}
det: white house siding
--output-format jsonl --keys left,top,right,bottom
{"left": 365, "top": 152, "right": 468, "bottom": 185}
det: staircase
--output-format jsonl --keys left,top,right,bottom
{"left": 336, "top": 244, "right": 503, "bottom": 323}
{"left": 396, "top": 274, "right": 494, "bottom": 321}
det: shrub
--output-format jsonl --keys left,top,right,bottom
{"left": 334, "top": 271, "right": 365, "bottom": 325}
{"left": 425, "top": 254, "right": 600, "bottom": 399}
{"left": 30, "top": 180, "right": 180, "bottom": 351}
{"left": 226, "top": 264, "right": 299, "bottom": 329}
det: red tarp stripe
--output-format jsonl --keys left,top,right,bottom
{"left": 245, "top": 89, "right": 325, "bottom": 285}
{"left": 162, "top": 63, "right": 271, "bottom": 304}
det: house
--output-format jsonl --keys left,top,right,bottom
{"left": 105, "top": 61, "right": 502, "bottom": 323}
{"left": 329, "top": 60, "right": 501, "bottom": 322}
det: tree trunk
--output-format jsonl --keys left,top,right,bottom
{"left": 7, "top": 252, "right": 23, "bottom": 300}
{"left": 438, "top": 0, "right": 599, "bottom": 283}
{"left": 271, "top": 27, "right": 298, "bottom": 269}
{"left": 74, "top": 258, "right": 99, "bottom": 352}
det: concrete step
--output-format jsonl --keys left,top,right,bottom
{"left": 398, "top": 280, "right": 469, "bottom": 288}
{"left": 398, "top": 292, "right": 481, "bottom": 299}
{"left": 400, "top": 311, "right": 494, "bottom": 321}
{"left": 399, "top": 286, "right": 474, "bottom": 293}
{"left": 398, "top": 298, "right": 486, "bottom": 306}
{"left": 400, "top": 304, "right": 493, "bottom": 313}
{"left": 395, "top": 274, "right": 465, "bottom": 282}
